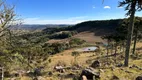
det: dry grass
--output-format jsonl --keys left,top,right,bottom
{"left": 47, "top": 31, "right": 106, "bottom": 44}
{"left": 47, "top": 49, "right": 97, "bottom": 70}
{"left": 45, "top": 42, "right": 142, "bottom": 80}
{"left": 72, "top": 31, "right": 106, "bottom": 44}
{"left": 14, "top": 42, "right": 142, "bottom": 80}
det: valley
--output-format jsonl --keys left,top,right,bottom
{"left": 3, "top": 18, "right": 142, "bottom": 80}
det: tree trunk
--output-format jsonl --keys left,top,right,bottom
{"left": 132, "top": 26, "right": 138, "bottom": 54}
{"left": 124, "top": 1, "right": 136, "bottom": 67}
{"left": 111, "top": 43, "right": 113, "bottom": 55}
{"left": 115, "top": 44, "right": 117, "bottom": 56}
{"left": 123, "top": 41, "right": 125, "bottom": 53}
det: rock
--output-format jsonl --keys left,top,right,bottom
{"left": 116, "top": 63, "right": 123, "bottom": 67}
{"left": 65, "top": 66, "right": 72, "bottom": 70}
{"left": 139, "top": 68, "right": 142, "bottom": 70}
{"left": 54, "top": 66, "right": 65, "bottom": 73}
{"left": 131, "top": 65, "right": 142, "bottom": 70}
{"left": 68, "top": 73, "right": 75, "bottom": 76}
{"left": 33, "top": 77, "right": 38, "bottom": 80}
{"left": 26, "top": 71, "right": 34, "bottom": 77}
{"left": 111, "top": 66, "right": 115, "bottom": 71}
{"left": 10, "top": 78, "right": 16, "bottom": 80}
{"left": 120, "top": 68, "right": 124, "bottom": 71}
{"left": 91, "top": 60, "right": 100, "bottom": 68}
{"left": 47, "top": 71, "right": 53, "bottom": 76}
{"left": 99, "top": 69, "right": 104, "bottom": 73}
{"left": 38, "top": 76, "right": 45, "bottom": 80}
{"left": 129, "top": 66, "right": 133, "bottom": 68}
{"left": 125, "top": 70, "right": 133, "bottom": 73}
{"left": 75, "top": 64, "right": 82, "bottom": 69}
{"left": 136, "top": 76, "right": 142, "bottom": 80}
{"left": 112, "top": 75, "right": 119, "bottom": 80}
{"left": 80, "top": 67, "right": 100, "bottom": 80}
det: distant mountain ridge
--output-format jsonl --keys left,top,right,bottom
{"left": 10, "top": 24, "right": 73, "bottom": 31}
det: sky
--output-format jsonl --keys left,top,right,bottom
{"left": 7, "top": 0, "right": 142, "bottom": 24}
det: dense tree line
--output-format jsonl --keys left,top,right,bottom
{"left": 119, "top": 0, "right": 142, "bottom": 66}
{"left": 102, "top": 17, "right": 142, "bottom": 64}
{"left": 72, "top": 19, "right": 123, "bottom": 32}
{"left": 49, "top": 31, "right": 77, "bottom": 39}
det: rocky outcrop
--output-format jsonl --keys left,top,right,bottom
{"left": 136, "top": 76, "right": 142, "bottom": 80}
{"left": 80, "top": 67, "right": 100, "bottom": 80}
{"left": 54, "top": 66, "right": 65, "bottom": 73}
{"left": 91, "top": 60, "right": 100, "bottom": 68}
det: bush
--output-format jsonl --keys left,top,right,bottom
{"left": 72, "top": 51, "right": 80, "bottom": 57}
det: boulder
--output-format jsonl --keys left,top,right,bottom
{"left": 54, "top": 66, "right": 65, "bottom": 73}
{"left": 136, "top": 76, "right": 142, "bottom": 80}
{"left": 80, "top": 67, "right": 100, "bottom": 80}
{"left": 116, "top": 63, "right": 123, "bottom": 67}
{"left": 111, "top": 75, "right": 119, "bottom": 80}
{"left": 91, "top": 60, "right": 100, "bottom": 68}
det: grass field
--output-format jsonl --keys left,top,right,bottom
{"left": 8, "top": 32, "right": 142, "bottom": 80}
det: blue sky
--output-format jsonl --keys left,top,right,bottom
{"left": 7, "top": 0, "right": 142, "bottom": 24}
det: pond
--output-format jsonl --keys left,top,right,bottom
{"left": 75, "top": 47, "right": 97, "bottom": 52}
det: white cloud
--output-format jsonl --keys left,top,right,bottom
{"left": 23, "top": 16, "right": 88, "bottom": 24}
{"left": 104, "top": 6, "right": 111, "bottom": 9}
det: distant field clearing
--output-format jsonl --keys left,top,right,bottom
{"left": 72, "top": 31, "right": 105, "bottom": 44}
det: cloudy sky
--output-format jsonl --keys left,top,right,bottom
{"left": 8, "top": 0, "right": 142, "bottom": 24}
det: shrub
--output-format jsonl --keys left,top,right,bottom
{"left": 69, "top": 38, "right": 86, "bottom": 46}
{"left": 50, "top": 32, "right": 72, "bottom": 39}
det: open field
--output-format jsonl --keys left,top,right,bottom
{"left": 47, "top": 31, "right": 106, "bottom": 44}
